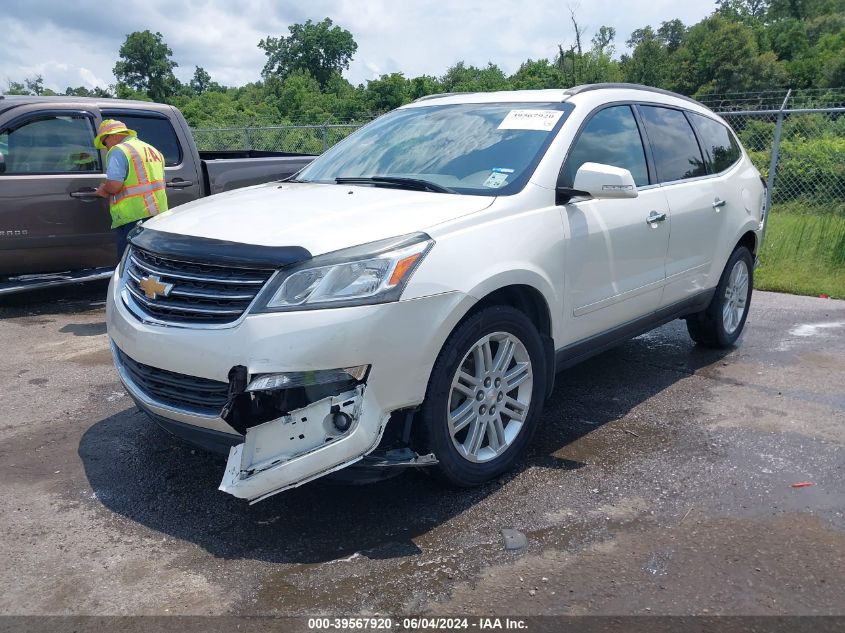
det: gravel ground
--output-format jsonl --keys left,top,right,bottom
{"left": 0, "top": 283, "right": 842, "bottom": 619}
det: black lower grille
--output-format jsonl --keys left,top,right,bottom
{"left": 123, "top": 246, "right": 274, "bottom": 325}
{"left": 116, "top": 347, "right": 229, "bottom": 415}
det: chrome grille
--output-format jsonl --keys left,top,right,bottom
{"left": 123, "top": 246, "right": 274, "bottom": 325}
{"left": 116, "top": 346, "right": 229, "bottom": 415}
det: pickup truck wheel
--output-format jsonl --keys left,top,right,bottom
{"left": 419, "top": 306, "right": 546, "bottom": 486}
{"left": 686, "top": 246, "right": 753, "bottom": 348}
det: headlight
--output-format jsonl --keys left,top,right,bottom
{"left": 253, "top": 233, "right": 433, "bottom": 312}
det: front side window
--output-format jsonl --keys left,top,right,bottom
{"left": 103, "top": 113, "right": 182, "bottom": 166}
{"left": 298, "top": 102, "right": 574, "bottom": 196}
{"left": 638, "top": 106, "right": 707, "bottom": 183}
{"left": 0, "top": 114, "right": 100, "bottom": 175}
{"left": 689, "top": 112, "right": 741, "bottom": 174}
{"left": 561, "top": 105, "right": 649, "bottom": 187}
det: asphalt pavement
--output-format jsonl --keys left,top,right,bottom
{"left": 0, "top": 282, "right": 842, "bottom": 618}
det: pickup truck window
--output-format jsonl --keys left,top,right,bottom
{"left": 0, "top": 114, "right": 100, "bottom": 175}
{"left": 298, "top": 102, "right": 574, "bottom": 196}
{"left": 102, "top": 113, "right": 182, "bottom": 167}
{"left": 561, "top": 105, "right": 649, "bottom": 188}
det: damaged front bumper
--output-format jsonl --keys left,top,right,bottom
{"left": 220, "top": 385, "right": 369, "bottom": 503}
{"left": 107, "top": 273, "right": 473, "bottom": 502}
{"left": 113, "top": 341, "right": 391, "bottom": 502}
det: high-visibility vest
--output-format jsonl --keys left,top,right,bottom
{"left": 107, "top": 137, "right": 168, "bottom": 228}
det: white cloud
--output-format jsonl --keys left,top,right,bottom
{"left": 3, "top": 0, "right": 714, "bottom": 93}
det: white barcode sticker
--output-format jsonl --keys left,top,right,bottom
{"left": 498, "top": 109, "right": 563, "bottom": 131}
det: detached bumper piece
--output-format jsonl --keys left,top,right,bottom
{"left": 220, "top": 385, "right": 365, "bottom": 503}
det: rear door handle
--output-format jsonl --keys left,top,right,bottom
{"left": 69, "top": 188, "right": 101, "bottom": 201}
{"left": 166, "top": 179, "right": 194, "bottom": 189}
{"left": 646, "top": 211, "right": 667, "bottom": 225}
{"left": 712, "top": 198, "right": 727, "bottom": 209}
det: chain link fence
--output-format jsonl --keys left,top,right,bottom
{"left": 713, "top": 91, "right": 845, "bottom": 212}
{"left": 192, "top": 123, "right": 363, "bottom": 155}
{"left": 191, "top": 90, "right": 845, "bottom": 213}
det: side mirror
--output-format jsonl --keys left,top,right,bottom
{"left": 556, "top": 162, "right": 638, "bottom": 204}
{"left": 574, "top": 162, "right": 638, "bottom": 199}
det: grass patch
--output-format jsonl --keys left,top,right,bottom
{"left": 755, "top": 206, "right": 845, "bottom": 299}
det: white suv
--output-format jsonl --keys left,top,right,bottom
{"left": 107, "top": 84, "right": 766, "bottom": 502}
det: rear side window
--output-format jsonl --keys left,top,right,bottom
{"left": 689, "top": 113, "right": 741, "bottom": 174}
{"left": 103, "top": 113, "right": 181, "bottom": 166}
{"left": 0, "top": 113, "right": 100, "bottom": 174}
{"left": 562, "top": 105, "right": 649, "bottom": 187}
{"left": 638, "top": 106, "right": 707, "bottom": 183}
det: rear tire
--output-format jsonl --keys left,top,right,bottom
{"left": 418, "top": 305, "right": 546, "bottom": 487}
{"left": 686, "top": 246, "right": 753, "bottom": 348}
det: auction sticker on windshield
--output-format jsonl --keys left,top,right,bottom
{"left": 498, "top": 109, "right": 564, "bottom": 131}
{"left": 483, "top": 167, "right": 513, "bottom": 188}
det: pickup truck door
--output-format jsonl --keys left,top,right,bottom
{"left": 101, "top": 109, "right": 202, "bottom": 207}
{"left": 0, "top": 104, "right": 114, "bottom": 276}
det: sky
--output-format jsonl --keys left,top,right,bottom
{"left": 1, "top": 0, "right": 715, "bottom": 93}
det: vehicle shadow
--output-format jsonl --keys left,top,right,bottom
{"left": 528, "top": 320, "right": 731, "bottom": 469}
{"left": 77, "top": 319, "right": 730, "bottom": 565}
{"left": 0, "top": 280, "right": 109, "bottom": 319}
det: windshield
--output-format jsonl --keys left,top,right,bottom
{"left": 298, "top": 102, "right": 574, "bottom": 196}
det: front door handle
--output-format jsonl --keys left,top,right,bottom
{"left": 166, "top": 179, "right": 194, "bottom": 189}
{"left": 646, "top": 211, "right": 667, "bottom": 226}
{"left": 712, "top": 198, "right": 727, "bottom": 209}
{"left": 69, "top": 187, "right": 101, "bottom": 201}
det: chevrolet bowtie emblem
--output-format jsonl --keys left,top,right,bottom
{"left": 138, "top": 274, "right": 173, "bottom": 300}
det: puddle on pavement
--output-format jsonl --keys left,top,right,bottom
{"left": 550, "top": 416, "right": 677, "bottom": 467}
{"left": 70, "top": 348, "right": 114, "bottom": 367}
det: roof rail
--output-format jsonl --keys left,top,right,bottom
{"left": 413, "top": 92, "right": 473, "bottom": 103}
{"left": 563, "top": 83, "right": 702, "bottom": 106}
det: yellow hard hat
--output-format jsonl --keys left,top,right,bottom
{"left": 94, "top": 119, "right": 137, "bottom": 149}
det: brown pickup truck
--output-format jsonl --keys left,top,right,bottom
{"left": 0, "top": 95, "right": 314, "bottom": 294}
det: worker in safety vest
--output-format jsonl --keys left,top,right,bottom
{"left": 94, "top": 119, "right": 168, "bottom": 256}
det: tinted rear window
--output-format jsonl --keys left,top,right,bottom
{"left": 638, "top": 106, "right": 706, "bottom": 183}
{"left": 689, "top": 112, "right": 741, "bottom": 174}
{"left": 103, "top": 113, "right": 181, "bottom": 166}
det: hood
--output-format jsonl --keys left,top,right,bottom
{"left": 144, "top": 182, "right": 495, "bottom": 256}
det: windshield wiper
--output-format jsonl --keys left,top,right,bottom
{"left": 335, "top": 176, "right": 455, "bottom": 194}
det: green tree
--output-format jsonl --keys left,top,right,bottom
{"left": 407, "top": 75, "right": 442, "bottom": 100}
{"left": 113, "top": 30, "right": 180, "bottom": 102}
{"left": 670, "top": 14, "right": 785, "bottom": 95}
{"left": 509, "top": 59, "right": 564, "bottom": 89}
{"left": 592, "top": 26, "right": 617, "bottom": 56}
{"left": 64, "top": 85, "right": 113, "bottom": 98}
{"left": 3, "top": 75, "right": 57, "bottom": 96}
{"left": 4, "top": 80, "right": 31, "bottom": 95}
{"left": 622, "top": 27, "right": 671, "bottom": 87}
{"left": 657, "top": 19, "right": 687, "bottom": 52}
{"left": 259, "top": 18, "right": 357, "bottom": 88}
{"left": 365, "top": 73, "right": 410, "bottom": 112}
{"left": 440, "top": 62, "right": 510, "bottom": 92}
{"left": 716, "top": 0, "right": 771, "bottom": 22}
{"left": 25, "top": 75, "right": 46, "bottom": 95}
{"left": 189, "top": 66, "right": 222, "bottom": 95}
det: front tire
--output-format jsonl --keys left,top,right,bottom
{"left": 418, "top": 305, "right": 547, "bottom": 486}
{"left": 686, "top": 245, "right": 753, "bottom": 348}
